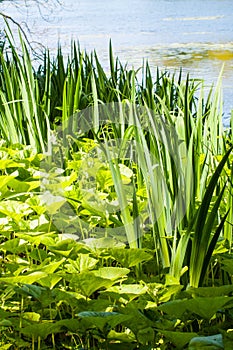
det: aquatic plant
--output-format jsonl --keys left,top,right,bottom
{"left": 0, "top": 24, "right": 232, "bottom": 349}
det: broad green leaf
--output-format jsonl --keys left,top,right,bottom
{"left": 70, "top": 272, "right": 115, "bottom": 297}
{"left": 158, "top": 284, "right": 183, "bottom": 303}
{"left": 22, "top": 312, "right": 41, "bottom": 322}
{"left": 48, "top": 239, "right": 86, "bottom": 257}
{"left": 0, "top": 271, "right": 47, "bottom": 284}
{"left": 104, "top": 284, "right": 148, "bottom": 302}
{"left": 84, "top": 237, "right": 125, "bottom": 249}
{"left": 0, "top": 174, "right": 18, "bottom": 191}
{"left": 43, "top": 196, "right": 66, "bottom": 215}
{"left": 158, "top": 296, "right": 233, "bottom": 319}
{"left": 107, "top": 329, "right": 136, "bottom": 343}
{"left": 0, "top": 200, "right": 32, "bottom": 221}
{"left": 21, "top": 321, "right": 63, "bottom": 339}
{"left": 78, "top": 311, "right": 132, "bottom": 332}
{"left": 137, "top": 327, "right": 154, "bottom": 345}
{"left": 57, "top": 318, "right": 89, "bottom": 333}
{"left": 188, "top": 297, "right": 233, "bottom": 319}
{"left": 15, "top": 284, "right": 46, "bottom": 299}
{"left": 15, "top": 232, "right": 56, "bottom": 246}
{"left": 76, "top": 254, "right": 98, "bottom": 272}
{"left": 86, "top": 298, "right": 114, "bottom": 312}
{"left": 93, "top": 267, "right": 130, "bottom": 280}
{"left": 157, "top": 299, "right": 195, "bottom": 319}
{"left": 52, "top": 289, "right": 87, "bottom": 309}
{"left": 26, "top": 196, "right": 46, "bottom": 215}
{"left": 186, "top": 285, "right": 233, "bottom": 297}
{"left": 160, "top": 330, "right": 198, "bottom": 349}
{"left": 188, "top": 334, "right": 223, "bottom": 350}
{"left": 66, "top": 254, "right": 99, "bottom": 273}
{"left": 0, "top": 319, "right": 12, "bottom": 327}
{"left": 0, "top": 344, "right": 12, "bottom": 350}
{"left": 38, "top": 275, "right": 62, "bottom": 289}
{"left": 29, "top": 248, "right": 48, "bottom": 262}
{"left": 40, "top": 258, "right": 65, "bottom": 274}
{"left": 96, "top": 167, "right": 114, "bottom": 188}
{"left": 0, "top": 238, "right": 27, "bottom": 254}
{"left": 7, "top": 178, "right": 39, "bottom": 193}
{"left": 110, "top": 248, "right": 154, "bottom": 267}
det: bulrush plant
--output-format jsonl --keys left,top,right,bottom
{"left": 0, "top": 24, "right": 51, "bottom": 152}
{"left": 0, "top": 24, "right": 232, "bottom": 349}
{"left": 66, "top": 98, "right": 232, "bottom": 285}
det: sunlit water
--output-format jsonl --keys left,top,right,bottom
{"left": 1, "top": 0, "right": 233, "bottom": 124}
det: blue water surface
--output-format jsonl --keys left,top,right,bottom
{"left": 1, "top": 0, "right": 233, "bottom": 122}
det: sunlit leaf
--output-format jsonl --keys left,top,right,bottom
{"left": 0, "top": 271, "right": 47, "bottom": 284}
{"left": 38, "top": 274, "right": 62, "bottom": 289}
{"left": 103, "top": 284, "right": 148, "bottom": 302}
{"left": 110, "top": 248, "right": 153, "bottom": 267}
{"left": 83, "top": 237, "right": 125, "bottom": 249}
{"left": 76, "top": 254, "right": 98, "bottom": 272}
{"left": 107, "top": 329, "right": 136, "bottom": 343}
{"left": 93, "top": 267, "right": 130, "bottom": 280}
{"left": 70, "top": 272, "right": 115, "bottom": 297}
{"left": 22, "top": 312, "right": 41, "bottom": 322}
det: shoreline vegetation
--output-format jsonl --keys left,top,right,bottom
{"left": 0, "top": 25, "right": 232, "bottom": 349}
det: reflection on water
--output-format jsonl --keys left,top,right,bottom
{"left": 144, "top": 46, "right": 233, "bottom": 125}
{"left": 1, "top": 0, "right": 233, "bottom": 123}
{"left": 163, "top": 15, "right": 225, "bottom": 21}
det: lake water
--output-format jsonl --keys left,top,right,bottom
{"left": 1, "top": 0, "right": 233, "bottom": 124}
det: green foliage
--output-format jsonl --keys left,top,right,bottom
{"left": 0, "top": 147, "right": 232, "bottom": 348}
{"left": 0, "top": 25, "right": 232, "bottom": 349}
